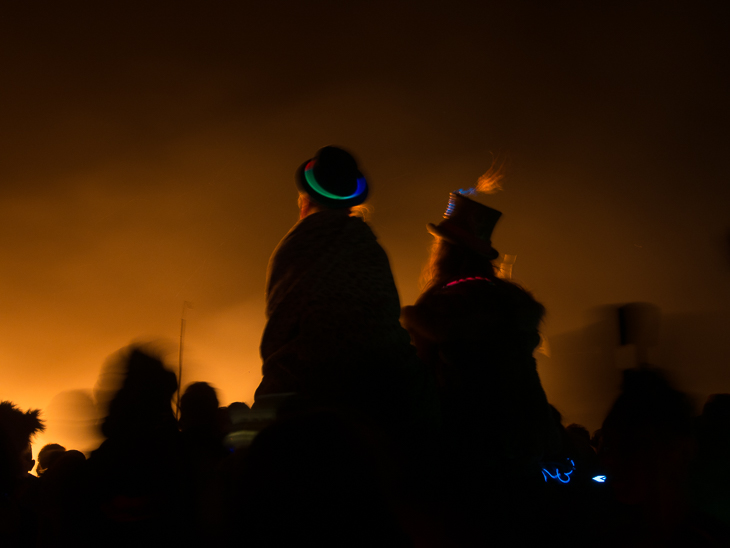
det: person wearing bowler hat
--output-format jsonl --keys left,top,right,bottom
{"left": 401, "top": 188, "right": 561, "bottom": 540}
{"left": 254, "top": 146, "right": 439, "bottom": 438}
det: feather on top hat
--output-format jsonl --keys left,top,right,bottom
{"left": 427, "top": 192, "right": 502, "bottom": 259}
{"left": 295, "top": 146, "right": 369, "bottom": 209}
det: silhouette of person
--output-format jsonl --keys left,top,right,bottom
{"left": 401, "top": 191, "right": 560, "bottom": 543}
{"left": 83, "top": 347, "right": 186, "bottom": 546}
{"left": 35, "top": 443, "right": 66, "bottom": 477}
{"left": 403, "top": 191, "right": 558, "bottom": 472}
{"left": 0, "top": 401, "right": 44, "bottom": 485}
{"left": 596, "top": 367, "right": 723, "bottom": 546}
{"left": 254, "top": 146, "right": 438, "bottom": 435}
{"left": 0, "top": 401, "right": 45, "bottom": 546}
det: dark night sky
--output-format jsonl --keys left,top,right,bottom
{"left": 2, "top": 1, "right": 729, "bottom": 451}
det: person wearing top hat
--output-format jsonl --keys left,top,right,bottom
{"left": 401, "top": 189, "right": 560, "bottom": 500}
{"left": 254, "top": 146, "right": 439, "bottom": 437}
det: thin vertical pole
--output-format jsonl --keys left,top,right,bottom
{"left": 176, "top": 302, "right": 189, "bottom": 422}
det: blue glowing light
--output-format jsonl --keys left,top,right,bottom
{"left": 592, "top": 475, "right": 606, "bottom": 483}
{"left": 541, "top": 458, "right": 576, "bottom": 484}
{"left": 457, "top": 187, "right": 477, "bottom": 196}
{"left": 304, "top": 161, "right": 366, "bottom": 200}
{"left": 444, "top": 195, "right": 457, "bottom": 217}
{"left": 542, "top": 467, "right": 573, "bottom": 483}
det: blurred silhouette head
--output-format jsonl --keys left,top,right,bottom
{"left": 179, "top": 382, "right": 219, "bottom": 432}
{"left": 100, "top": 347, "right": 178, "bottom": 439}
{"left": 36, "top": 443, "right": 66, "bottom": 477}
{"left": 600, "top": 367, "right": 693, "bottom": 505}
{"left": 604, "top": 368, "right": 692, "bottom": 441}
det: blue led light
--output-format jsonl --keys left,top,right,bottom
{"left": 592, "top": 475, "right": 606, "bottom": 483}
{"left": 444, "top": 195, "right": 457, "bottom": 218}
{"left": 542, "top": 467, "right": 573, "bottom": 483}
{"left": 541, "top": 458, "right": 576, "bottom": 484}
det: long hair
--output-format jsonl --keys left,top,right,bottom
{"left": 420, "top": 238, "right": 497, "bottom": 291}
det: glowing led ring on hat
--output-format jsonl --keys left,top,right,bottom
{"left": 304, "top": 160, "right": 366, "bottom": 200}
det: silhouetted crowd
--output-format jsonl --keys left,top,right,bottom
{"left": 3, "top": 356, "right": 729, "bottom": 547}
{"left": 2, "top": 147, "right": 729, "bottom": 546}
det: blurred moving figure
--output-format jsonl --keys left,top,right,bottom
{"left": 45, "top": 389, "right": 103, "bottom": 456}
{"left": 598, "top": 367, "right": 730, "bottom": 546}
{"left": 253, "top": 146, "right": 438, "bottom": 437}
{"left": 692, "top": 393, "right": 730, "bottom": 529}
{"left": 82, "top": 347, "right": 187, "bottom": 546}
{"left": 179, "top": 382, "right": 223, "bottom": 441}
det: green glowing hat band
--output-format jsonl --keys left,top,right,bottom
{"left": 304, "top": 160, "right": 366, "bottom": 201}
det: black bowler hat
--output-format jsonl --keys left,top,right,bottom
{"left": 427, "top": 192, "right": 502, "bottom": 259}
{"left": 295, "top": 146, "right": 369, "bottom": 209}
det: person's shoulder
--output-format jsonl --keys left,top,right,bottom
{"left": 412, "top": 280, "right": 487, "bottom": 315}
{"left": 343, "top": 213, "right": 373, "bottom": 232}
{"left": 491, "top": 279, "right": 546, "bottom": 325}
{"left": 493, "top": 278, "right": 542, "bottom": 305}
{"left": 434, "top": 277, "right": 544, "bottom": 318}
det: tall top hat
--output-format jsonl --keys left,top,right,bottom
{"left": 295, "top": 146, "right": 369, "bottom": 209}
{"left": 427, "top": 192, "right": 502, "bottom": 259}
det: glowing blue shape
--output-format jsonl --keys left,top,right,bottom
{"left": 304, "top": 161, "right": 366, "bottom": 201}
{"left": 457, "top": 187, "right": 477, "bottom": 196}
{"left": 542, "top": 467, "right": 573, "bottom": 484}
{"left": 592, "top": 475, "right": 606, "bottom": 483}
{"left": 541, "top": 458, "right": 576, "bottom": 484}
{"left": 445, "top": 196, "right": 457, "bottom": 217}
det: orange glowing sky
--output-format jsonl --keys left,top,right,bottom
{"left": 2, "top": 2, "right": 729, "bottom": 455}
